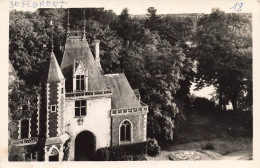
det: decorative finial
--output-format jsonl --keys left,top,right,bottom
{"left": 67, "top": 9, "right": 70, "bottom": 31}
{"left": 67, "top": 9, "right": 70, "bottom": 40}
{"left": 82, "top": 9, "right": 86, "bottom": 41}
{"left": 50, "top": 20, "right": 54, "bottom": 52}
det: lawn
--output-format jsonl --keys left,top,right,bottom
{"left": 154, "top": 110, "right": 253, "bottom": 160}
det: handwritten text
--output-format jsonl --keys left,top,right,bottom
{"left": 10, "top": 0, "right": 68, "bottom": 9}
{"left": 230, "top": 2, "right": 243, "bottom": 12}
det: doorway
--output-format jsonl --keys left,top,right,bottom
{"left": 74, "top": 131, "right": 96, "bottom": 161}
{"left": 49, "top": 154, "right": 59, "bottom": 161}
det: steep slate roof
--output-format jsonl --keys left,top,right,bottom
{"left": 61, "top": 40, "right": 107, "bottom": 92}
{"left": 41, "top": 52, "right": 65, "bottom": 83}
{"left": 104, "top": 73, "right": 141, "bottom": 109}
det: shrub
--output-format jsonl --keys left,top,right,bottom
{"left": 8, "top": 144, "right": 25, "bottom": 161}
{"left": 147, "top": 138, "right": 161, "bottom": 157}
{"left": 94, "top": 148, "right": 110, "bottom": 161}
{"left": 62, "top": 140, "right": 71, "bottom": 161}
{"left": 203, "top": 142, "right": 215, "bottom": 150}
{"left": 192, "top": 97, "right": 216, "bottom": 113}
{"left": 94, "top": 141, "right": 147, "bottom": 161}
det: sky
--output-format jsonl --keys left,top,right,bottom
{"left": 5, "top": 0, "right": 254, "bottom": 15}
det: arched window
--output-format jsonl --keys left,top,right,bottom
{"left": 120, "top": 120, "right": 131, "bottom": 142}
{"left": 20, "top": 119, "right": 30, "bottom": 139}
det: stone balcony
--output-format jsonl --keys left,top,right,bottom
{"left": 65, "top": 89, "right": 112, "bottom": 99}
{"left": 110, "top": 102, "right": 148, "bottom": 116}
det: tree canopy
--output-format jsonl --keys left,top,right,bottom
{"left": 193, "top": 9, "right": 252, "bottom": 111}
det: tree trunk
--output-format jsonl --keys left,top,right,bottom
{"left": 231, "top": 98, "right": 238, "bottom": 112}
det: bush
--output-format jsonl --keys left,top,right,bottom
{"left": 8, "top": 144, "right": 25, "bottom": 161}
{"left": 203, "top": 142, "right": 215, "bottom": 150}
{"left": 94, "top": 141, "right": 147, "bottom": 161}
{"left": 94, "top": 148, "right": 110, "bottom": 161}
{"left": 192, "top": 97, "right": 216, "bottom": 113}
{"left": 147, "top": 138, "right": 161, "bottom": 157}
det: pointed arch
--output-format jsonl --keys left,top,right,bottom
{"left": 119, "top": 119, "right": 133, "bottom": 144}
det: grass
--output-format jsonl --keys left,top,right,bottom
{"left": 164, "top": 111, "right": 253, "bottom": 155}
{"left": 165, "top": 137, "right": 252, "bottom": 155}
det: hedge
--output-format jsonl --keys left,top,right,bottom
{"left": 94, "top": 141, "right": 148, "bottom": 161}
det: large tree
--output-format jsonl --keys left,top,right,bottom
{"left": 194, "top": 9, "right": 252, "bottom": 111}
{"left": 121, "top": 29, "right": 194, "bottom": 143}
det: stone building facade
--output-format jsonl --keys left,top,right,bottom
{"left": 10, "top": 19, "right": 148, "bottom": 161}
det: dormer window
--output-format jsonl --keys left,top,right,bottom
{"left": 73, "top": 60, "right": 88, "bottom": 92}
{"left": 76, "top": 75, "right": 85, "bottom": 91}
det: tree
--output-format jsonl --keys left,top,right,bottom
{"left": 194, "top": 9, "right": 252, "bottom": 111}
{"left": 145, "top": 7, "right": 161, "bottom": 31}
{"left": 121, "top": 29, "right": 194, "bottom": 144}
{"left": 84, "top": 20, "right": 123, "bottom": 73}
{"left": 9, "top": 10, "right": 48, "bottom": 84}
{"left": 112, "top": 8, "right": 143, "bottom": 45}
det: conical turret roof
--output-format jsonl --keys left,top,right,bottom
{"left": 41, "top": 52, "right": 65, "bottom": 83}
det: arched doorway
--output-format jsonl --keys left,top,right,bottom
{"left": 75, "top": 131, "right": 96, "bottom": 161}
{"left": 49, "top": 148, "right": 59, "bottom": 161}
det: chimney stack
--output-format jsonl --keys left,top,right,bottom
{"left": 94, "top": 40, "right": 101, "bottom": 67}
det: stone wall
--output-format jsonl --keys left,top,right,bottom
{"left": 111, "top": 113, "right": 146, "bottom": 146}
{"left": 37, "top": 83, "right": 47, "bottom": 161}
{"left": 30, "top": 108, "right": 38, "bottom": 137}
{"left": 48, "top": 82, "right": 58, "bottom": 137}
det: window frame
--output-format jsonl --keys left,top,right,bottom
{"left": 76, "top": 75, "right": 85, "bottom": 91}
{"left": 75, "top": 100, "right": 87, "bottom": 117}
{"left": 19, "top": 118, "right": 30, "bottom": 139}
{"left": 51, "top": 105, "right": 56, "bottom": 113}
{"left": 119, "top": 120, "right": 133, "bottom": 144}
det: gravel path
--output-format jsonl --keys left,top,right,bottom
{"left": 146, "top": 149, "right": 252, "bottom": 161}
{"left": 220, "top": 149, "right": 252, "bottom": 160}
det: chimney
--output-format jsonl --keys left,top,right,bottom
{"left": 94, "top": 40, "right": 101, "bottom": 67}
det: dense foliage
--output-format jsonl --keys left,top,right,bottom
{"left": 94, "top": 141, "right": 147, "bottom": 161}
{"left": 147, "top": 138, "right": 161, "bottom": 157}
{"left": 192, "top": 97, "right": 216, "bottom": 114}
{"left": 193, "top": 9, "right": 252, "bottom": 111}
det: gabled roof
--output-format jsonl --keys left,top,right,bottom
{"left": 41, "top": 52, "right": 65, "bottom": 83}
{"left": 61, "top": 40, "right": 107, "bottom": 91}
{"left": 104, "top": 73, "right": 141, "bottom": 109}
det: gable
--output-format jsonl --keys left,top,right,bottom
{"left": 61, "top": 41, "right": 107, "bottom": 92}
{"left": 74, "top": 60, "right": 88, "bottom": 76}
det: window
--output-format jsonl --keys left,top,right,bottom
{"left": 75, "top": 100, "right": 86, "bottom": 116}
{"left": 20, "top": 119, "right": 30, "bottom": 139}
{"left": 61, "top": 88, "right": 64, "bottom": 94}
{"left": 51, "top": 105, "right": 56, "bottom": 112}
{"left": 76, "top": 75, "right": 85, "bottom": 91}
{"left": 120, "top": 120, "right": 131, "bottom": 142}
